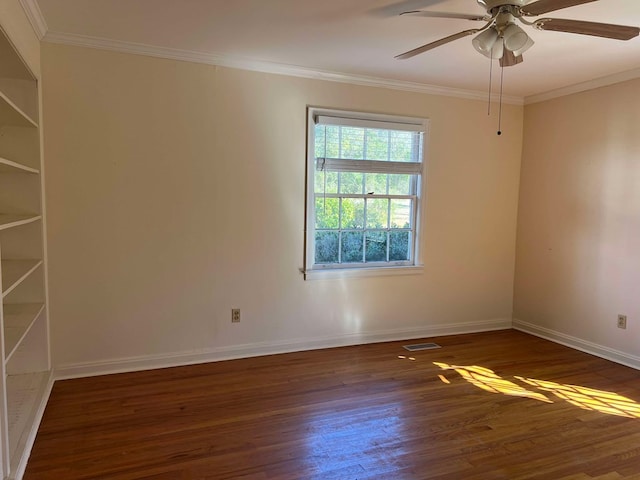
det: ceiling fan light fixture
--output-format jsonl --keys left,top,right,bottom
{"left": 510, "top": 35, "right": 534, "bottom": 56}
{"left": 500, "top": 48, "right": 524, "bottom": 67}
{"left": 472, "top": 27, "right": 499, "bottom": 58}
{"left": 491, "top": 37, "right": 504, "bottom": 59}
{"left": 502, "top": 23, "right": 530, "bottom": 51}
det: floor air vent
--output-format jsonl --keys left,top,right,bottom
{"left": 403, "top": 343, "right": 441, "bottom": 352}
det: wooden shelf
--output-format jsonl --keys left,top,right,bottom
{"left": 0, "top": 37, "right": 34, "bottom": 82}
{"left": 3, "top": 303, "right": 45, "bottom": 363}
{"left": 0, "top": 90, "right": 37, "bottom": 128}
{"left": 0, "top": 157, "right": 38, "bottom": 174}
{"left": 6, "top": 371, "right": 50, "bottom": 468}
{"left": 1, "top": 260, "right": 42, "bottom": 298}
{"left": 0, "top": 214, "right": 41, "bottom": 232}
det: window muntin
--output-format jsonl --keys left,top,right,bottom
{"left": 306, "top": 109, "right": 427, "bottom": 273}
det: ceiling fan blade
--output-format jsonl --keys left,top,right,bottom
{"left": 500, "top": 50, "right": 524, "bottom": 67}
{"left": 521, "top": 0, "right": 598, "bottom": 16}
{"left": 395, "top": 29, "right": 480, "bottom": 59}
{"left": 400, "top": 10, "right": 488, "bottom": 21}
{"left": 535, "top": 18, "right": 640, "bottom": 40}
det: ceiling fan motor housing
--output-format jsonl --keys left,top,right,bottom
{"left": 478, "top": 0, "right": 527, "bottom": 11}
{"left": 495, "top": 12, "right": 517, "bottom": 31}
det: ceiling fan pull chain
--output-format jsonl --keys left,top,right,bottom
{"left": 488, "top": 54, "right": 493, "bottom": 116}
{"left": 497, "top": 43, "right": 505, "bottom": 136}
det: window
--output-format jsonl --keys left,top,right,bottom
{"left": 305, "top": 108, "right": 427, "bottom": 278}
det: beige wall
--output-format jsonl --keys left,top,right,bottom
{"left": 42, "top": 43, "right": 523, "bottom": 370}
{"left": 515, "top": 78, "right": 640, "bottom": 358}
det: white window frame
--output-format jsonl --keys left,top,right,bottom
{"left": 304, "top": 107, "right": 429, "bottom": 280}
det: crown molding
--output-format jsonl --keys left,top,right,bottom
{"left": 43, "top": 31, "right": 525, "bottom": 105}
{"left": 18, "top": 8, "right": 638, "bottom": 106}
{"left": 19, "top": 0, "right": 48, "bottom": 40}
{"left": 524, "top": 67, "right": 640, "bottom": 105}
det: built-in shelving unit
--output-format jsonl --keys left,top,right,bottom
{"left": 0, "top": 24, "right": 50, "bottom": 480}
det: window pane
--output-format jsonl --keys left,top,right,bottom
{"left": 390, "top": 131, "right": 414, "bottom": 162}
{"left": 341, "top": 198, "right": 364, "bottom": 229}
{"left": 315, "top": 171, "right": 338, "bottom": 194}
{"left": 389, "top": 231, "right": 411, "bottom": 261}
{"left": 366, "top": 198, "right": 389, "bottom": 229}
{"left": 388, "top": 174, "right": 412, "bottom": 195}
{"left": 340, "top": 172, "right": 364, "bottom": 194}
{"left": 341, "top": 127, "right": 365, "bottom": 159}
{"left": 315, "top": 197, "right": 339, "bottom": 229}
{"left": 314, "top": 125, "right": 326, "bottom": 158}
{"left": 341, "top": 231, "right": 364, "bottom": 263}
{"left": 365, "top": 231, "right": 387, "bottom": 262}
{"left": 390, "top": 199, "right": 412, "bottom": 229}
{"left": 365, "top": 173, "right": 388, "bottom": 195}
{"left": 365, "top": 129, "right": 389, "bottom": 161}
{"left": 315, "top": 231, "right": 339, "bottom": 264}
{"left": 325, "top": 125, "right": 340, "bottom": 158}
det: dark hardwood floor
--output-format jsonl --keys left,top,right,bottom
{"left": 25, "top": 330, "right": 640, "bottom": 479}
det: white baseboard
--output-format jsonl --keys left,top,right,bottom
{"left": 52, "top": 317, "right": 640, "bottom": 381}
{"left": 54, "top": 318, "right": 512, "bottom": 380}
{"left": 513, "top": 318, "right": 640, "bottom": 371}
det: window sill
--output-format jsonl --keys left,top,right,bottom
{"left": 301, "top": 265, "right": 424, "bottom": 281}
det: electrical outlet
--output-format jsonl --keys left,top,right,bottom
{"left": 232, "top": 308, "right": 241, "bottom": 323}
{"left": 617, "top": 314, "right": 627, "bottom": 330}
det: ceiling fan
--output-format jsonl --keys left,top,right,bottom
{"left": 396, "top": 0, "right": 640, "bottom": 67}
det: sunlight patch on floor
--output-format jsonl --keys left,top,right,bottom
{"left": 434, "top": 362, "right": 552, "bottom": 403}
{"left": 516, "top": 376, "right": 640, "bottom": 419}
{"left": 434, "top": 363, "right": 640, "bottom": 419}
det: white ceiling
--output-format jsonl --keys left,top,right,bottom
{"left": 33, "top": 0, "right": 640, "bottom": 100}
